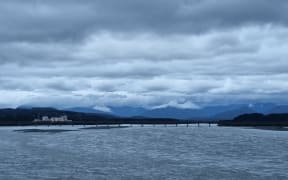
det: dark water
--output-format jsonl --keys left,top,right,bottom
{"left": 0, "top": 125, "right": 287, "bottom": 180}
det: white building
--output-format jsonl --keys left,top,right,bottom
{"left": 33, "top": 115, "right": 72, "bottom": 122}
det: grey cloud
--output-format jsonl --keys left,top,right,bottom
{"left": 46, "top": 81, "right": 82, "bottom": 91}
{"left": 1, "top": 0, "right": 288, "bottom": 108}
{"left": 1, "top": 0, "right": 288, "bottom": 43}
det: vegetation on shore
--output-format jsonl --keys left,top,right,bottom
{"left": 1, "top": 107, "right": 288, "bottom": 127}
{"left": 218, "top": 113, "right": 288, "bottom": 126}
{"left": 0, "top": 107, "right": 184, "bottom": 126}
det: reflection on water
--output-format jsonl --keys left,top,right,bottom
{"left": 14, "top": 129, "right": 79, "bottom": 133}
{"left": 80, "top": 126, "right": 130, "bottom": 130}
{"left": 0, "top": 126, "right": 288, "bottom": 180}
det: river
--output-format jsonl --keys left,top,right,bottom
{"left": 0, "top": 125, "right": 287, "bottom": 180}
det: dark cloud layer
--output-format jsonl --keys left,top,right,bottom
{"left": 1, "top": 0, "right": 288, "bottom": 41}
{"left": 0, "top": 0, "right": 288, "bottom": 108}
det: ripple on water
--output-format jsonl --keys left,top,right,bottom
{"left": 0, "top": 126, "right": 287, "bottom": 180}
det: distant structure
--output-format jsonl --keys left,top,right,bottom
{"left": 33, "top": 115, "right": 72, "bottom": 122}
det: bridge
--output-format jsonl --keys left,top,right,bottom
{"left": 29, "top": 121, "right": 219, "bottom": 127}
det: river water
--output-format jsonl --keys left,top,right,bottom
{"left": 0, "top": 125, "right": 287, "bottom": 180}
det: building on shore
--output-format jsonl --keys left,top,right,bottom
{"left": 33, "top": 115, "right": 72, "bottom": 122}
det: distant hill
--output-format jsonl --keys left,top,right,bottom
{"left": 0, "top": 107, "right": 113, "bottom": 125}
{"left": 0, "top": 108, "right": 182, "bottom": 126}
{"left": 140, "top": 104, "right": 259, "bottom": 120}
{"left": 108, "top": 106, "right": 147, "bottom": 117}
{"left": 218, "top": 113, "right": 288, "bottom": 126}
{"left": 15, "top": 103, "right": 288, "bottom": 121}
{"left": 248, "top": 103, "right": 276, "bottom": 114}
{"left": 212, "top": 106, "right": 256, "bottom": 120}
{"left": 140, "top": 103, "right": 288, "bottom": 120}
{"left": 62, "top": 106, "right": 148, "bottom": 117}
{"left": 140, "top": 107, "right": 196, "bottom": 119}
{"left": 63, "top": 107, "right": 108, "bottom": 114}
{"left": 269, "top": 105, "right": 288, "bottom": 113}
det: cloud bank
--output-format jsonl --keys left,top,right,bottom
{"left": 1, "top": 0, "right": 288, "bottom": 108}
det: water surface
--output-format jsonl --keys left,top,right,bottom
{"left": 0, "top": 125, "right": 287, "bottom": 180}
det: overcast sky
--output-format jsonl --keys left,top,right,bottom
{"left": 1, "top": 0, "right": 288, "bottom": 110}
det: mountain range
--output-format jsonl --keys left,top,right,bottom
{"left": 41, "top": 103, "right": 288, "bottom": 120}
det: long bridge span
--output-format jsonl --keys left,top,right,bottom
{"left": 30, "top": 121, "right": 219, "bottom": 127}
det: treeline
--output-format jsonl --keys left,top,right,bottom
{"left": 218, "top": 113, "right": 288, "bottom": 126}
{"left": 0, "top": 108, "right": 182, "bottom": 126}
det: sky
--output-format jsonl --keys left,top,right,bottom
{"left": 1, "top": 0, "right": 288, "bottom": 110}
